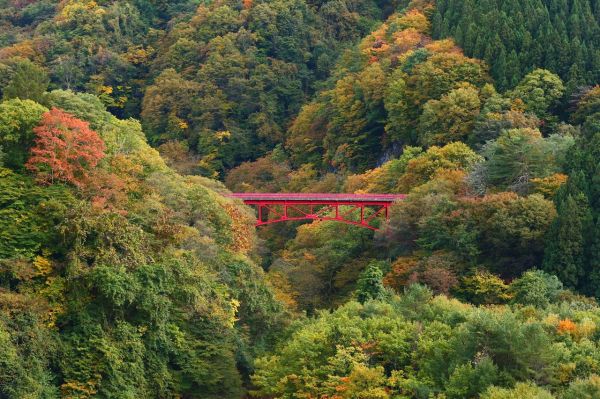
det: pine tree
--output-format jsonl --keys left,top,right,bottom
{"left": 493, "top": 46, "right": 508, "bottom": 90}
{"left": 430, "top": 0, "right": 600, "bottom": 89}
{"left": 543, "top": 173, "right": 592, "bottom": 288}
{"left": 585, "top": 218, "right": 600, "bottom": 297}
{"left": 505, "top": 50, "right": 522, "bottom": 88}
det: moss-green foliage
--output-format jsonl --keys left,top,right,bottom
{"left": 252, "top": 286, "right": 600, "bottom": 398}
{"left": 0, "top": 92, "right": 287, "bottom": 398}
{"left": 0, "top": 0, "right": 388, "bottom": 175}
{"left": 544, "top": 107, "right": 600, "bottom": 295}
{"left": 0, "top": 98, "right": 48, "bottom": 169}
{"left": 481, "top": 128, "right": 574, "bottom": 194}
{"left": 271, "top": 220, "right": 375, "bottom": 311}
{"left": 58, "top": 250, "right": 244, "bottom": 398}
{"left": 387, "top": 189, "right": 556, "bottom": 279}
{"left": 482, "top": 383, "right": 555, "bottom": 399}
{"left": 0, "top": 168, "right": 73, "bottom": 259}
{"left": 2, "top": 58, "right": 49, "bottom": 104}
{"left": 432, "top": 0, "right": 600, "bottom": 91}
{"left": 355, "top": 260, "right": 388, "bottom": 303}
{"left": 510, "top": 270, "right": 564, "bottom": 308}
{"left": 563, "top": 375, "right": 600, "bottom": 399}
{"left": 0, "top": 313, "right": 59, "bottom": 398}
{"left": 4, "top": 1, "right": 600, "bottom": 398}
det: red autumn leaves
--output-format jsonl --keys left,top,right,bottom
{"left": 25, "top": 108, "right": 105, "bottom": 188}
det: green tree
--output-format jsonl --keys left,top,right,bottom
{"left": 564, "top": 375, "right": 600, "bottom": 399}
{"left": 481, "top": 383, "right": 554, "bottom": 399}
{"left": 432, "top": 0, "right": 600, "bottom": 89}
{"left": 482, "top": 128, "right": 573, "bottom": 193}
{"left": 419, "top": 193, "right": 556, "bottom": 277}
{"left": 271, "top": 220, "right": 375, "bottom": 310}
{"left": 355, "top": 261, "right": 387, "bottom": 303}
{"left": 455, "top": 271, "right": 512, "bottom": 305}
{"left": 140, "top": 68, "right": 200, "bottom": 145}
{"left": 397, "top": 141, "right": 482, "bottom": 191}
{"left": 543, "top": 173, "right": 592, "bottom": 289}
{"left": 0, "top": 168, "right": 73, "bottom": 259}
{"left": 509, "top": 270, "right": 563, "bottom": 307}
{"left": 445, "top": 358, "right": 499, "bottom": 399}
{"left": 385, "top": 51, "right": 489, "bottom": 146}
{"left": 324, "top": 62, "right": 387, "bottom": 171}
{"left": 572, "top": 86, "right": 600, "bottom": 124}
{"left": 0, "top": 308, "right": 59, "bottom": 398}
{"left": 511, "top": 69, "right": 565, "bottom": 119}
{"left": 418, "top": 83, "right": 481, "bottom": 146}
{"left": 2, "top": 59, "right": 49, "bottom": 104}
{"left": 0, "top": 99, "right": 48, "bottom": 169}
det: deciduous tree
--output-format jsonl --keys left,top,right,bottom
{"left": 2, "top": 59, "right": 49, "bottom": 104}
{"left": 418, "top": 83, "right": 481, "bottom": 146}
{"left": 0, "top": 99, "right": 47, "bottom": 168}
{"left": 25, "top": 108, "right": 106, "bottom": 187}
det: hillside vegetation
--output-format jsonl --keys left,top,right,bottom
{"left": 1, "top": 0, "right": 600, "bottom": 398}
{"left": 0, "top": 90, "right": 287, "bottom": 397}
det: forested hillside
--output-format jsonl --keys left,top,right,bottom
{"left": 432, "top": 0, "right": 600, "bottom": 90}
{"left": 2, "top": 0, "right": 600, "bottom": 398}
{"left": 0, "top": 90, "right": 288, "bottom": 397}
{"left": 0, "top": 0, "right": 393, "bottom": 175}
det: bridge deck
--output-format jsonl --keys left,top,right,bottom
{"left": 228, "top": 193, "right": 406, "bottom": 203}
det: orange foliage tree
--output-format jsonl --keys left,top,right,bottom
{"left": 557, "top": 319, "right": 577, "bottom": 335}
{"left": 25, "top": 108, "right": 106, "bottom": 187}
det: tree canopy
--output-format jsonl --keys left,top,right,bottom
{"left": 1, "top": 0, "right": 600, "bottom": 397}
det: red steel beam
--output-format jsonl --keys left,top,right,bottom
{"left": 228, "top": 193, "right": 406, "bottom": 203}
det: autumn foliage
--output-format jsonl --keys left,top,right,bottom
{"left": 25, "top": 108, "right": 105, "bottom": 188}
{"left": 557, "top": 319, "right": 577, "bottom": 335}
{"left": 3, "top": 0, "right": 600, "bottom": 397}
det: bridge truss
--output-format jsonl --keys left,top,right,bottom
{"left": 229, "top": 193, "right": 406, "bottom": 230}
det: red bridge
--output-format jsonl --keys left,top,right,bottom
{"left": 229, "top": 193, "right": 406, "bottom": 230}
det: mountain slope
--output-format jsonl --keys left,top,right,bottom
{"left": 0, "top": 89, "right": 287, "bottom": 398}
{"left": 432, "top": 0, "right": 600, "bottom": 90}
